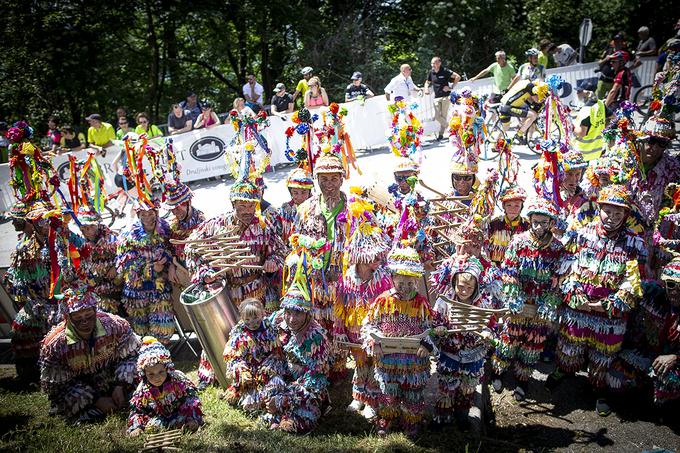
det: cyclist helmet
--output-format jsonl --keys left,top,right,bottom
{"left": 525, "top": 48, "right": 540, "bottom": 57}
{"left": 301, "top": 66, "right": 313, "bottom": 75}
{"left": 532, "top": 81, "right": 549, "bottom": 101}
{"left": 610, "top": 51, "right": 630, "bottom": 62}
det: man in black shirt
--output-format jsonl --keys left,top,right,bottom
{"left": 423, "top": 57, "right": 461, "bottom": 139}
{"left": 167, "top": 104, "right": 193, "bottom": 135}
{"left": 345, "top": 72, "right": 375, "bottom": 102}
{"left": 271, "top": 83, "right": 294, "bottom": 117}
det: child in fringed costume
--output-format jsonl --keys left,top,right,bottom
{"left": 39, "top": 287, "right": 140, "bottom": 423}
{"left": 556, "top": 149, "right": 599, "bottom": 238}
{"left": 486, "top": 186, "right": 529, "bottom": 266}
{"left": 76, "top": 207, "right": 122, "bottom": 315}
{"left": 607, "top": 256, "right": 680, "bottom": 408}
{"left": 116, "top": 198, "right": 176, "bottom": 344}
{"left": 362, "top": 244, "right": 435, "bottom": 437}
{"left": 337, "top": 194, "right": 392, "bottom": 418}
{"left": 548, "top": 185, "right": 646, "bottom": 416}
{"left": 492, "top": 197, "right": 567, "bottom": 401}
{"left": 185, "top": 179, "right": 285, "bottom": 387}
{"left": 261, "top": 285, "right": 331, "bottom": 433}
{"left": 222, "top": 298, "right": 287, "bottom": 412}
{"left": 9, "top": 201, "right": 75, "bottom": 383}
{"left": 430, "top": 255, "right": 497, "bottom": 428}
{"left": 165, "top": 181, "right": 205, "bottom": 265}
{"left": 279, "top": 168, "right": 314, "bottom": 250}
{"left": 127, "top": 336, "right": 203, "bottom": 436}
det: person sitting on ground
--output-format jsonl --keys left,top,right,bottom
{"left": 304, "top": 76, "right": 329, "bottom": 110}
{"left": 127, "top": 336, "right": 203, "bottom": 436}
{"left": 59, "top": 125, "right": 86, "bottom": 153}
{"left": 507, "top": 48, "right": 545, "bottom": 90}
{"left": 345, "top": 72, "right": 375, "bottom": 103}
{"left": 270, "top": 83, "right": 294, "bottom": 117}
{"left": 134, "top": 112, "right": 163, "bottom": 138}
{"left": 166, "top": 104, "right": 193, "bottom": 135}
{"left": 194, "top": 101, "right": 220, "bottom": 129}
{"left": 260, "top": 285, "right": 331, "bottom": 433}
{"left": 40, "top": 287, "right": 140, "bottom": 423}
{"left": 222, "top": 298, "right": 286, "bottom": 412}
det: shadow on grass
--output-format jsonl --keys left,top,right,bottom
{"left": 484, "top": 424, "right": 613, "bottom": 452}
{"left": 0, "top": 413, "right": 32, "bottom": 437}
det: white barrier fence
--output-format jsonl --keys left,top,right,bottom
{"left": 0, "top": 58, "right": 656, "bottom": 212}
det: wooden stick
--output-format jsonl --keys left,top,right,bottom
{"left": 171, "top": 233, "right": 240, "bottom": 245}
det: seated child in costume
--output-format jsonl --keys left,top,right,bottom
{"left": 127, "top": 337, "right": 203, "bottom": 436}
{"left": 223, "top": 298, "right": 287, "bottom": 411}
{"left": 431, "top": 255, "right": 496, "bottom": 428}
{"left": 362, "top": 244, "right": 435, "bottom": 437}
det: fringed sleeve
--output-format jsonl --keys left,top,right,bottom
{"left": 127, "top": 381, "right": 152, "bottom": 433}
{"left": 501, "top": 236, "right": 523, "bottom": 314}
{"left": 113, "top": 319, "right": 141, "bottom": 385}
{"left": 604, "top": 259, "right": 643, "bottom": 317}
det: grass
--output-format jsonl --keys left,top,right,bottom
{"left": 0, "top": 362, "right": 496, "bottom": 453}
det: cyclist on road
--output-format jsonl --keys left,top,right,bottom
{"left": 605, "top": 51, "right": 633, "bottom": 110}
{"left": 507, "top": 48, "right": 546, "bottom": 90}
{"left": 499, "top": 79, "right": 548, "bottom": 144}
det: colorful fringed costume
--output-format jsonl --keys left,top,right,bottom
{"left": 279, "top": 200, "right": 299, "bottom": 249}
{"left": 115, "top": 218, "right": 175, "bottom": 342}
{"left": 486, "top": 215, "right": 530, "bottom": 265}
{"left": 222, "top": 318, "right": 287, "bottom": 411}
{"left": 78, "top": 224, "right": 122, "bottom": 315}
{"left": 185, "top": 212, "right": 284, "bottom": 386}
{"left": 608, "top": 281, "right": 680, "bottom": 405}
{"left": 362, "top": 290, "right": 434, "bottom": 432}
{"left": 492, "top": 229, "right": 566, "bottom": 383}
{"left": 8, "top": 228, "right": 73, "bottom": 382}
{"left": 558, "top": 219, "right": 646, "bottom": 389}
{"left": 338, "top": 264, "right": 392, "bottom": 408}
{"left": 127, "top": 337, "right": 203, "bottom": 434}
{"left": 169, "top": 206, "right": 205, "bottom": 263}
{"left": 261, "top": 295, "right": 331, "bottom": 433}
{"left": 40, "top": 312, "right": 140, "bottom": 422}
{"left": 630, "top": 152, "right": 680, "bottom": 229}
{"left": 559, "top": 187, "right": 598, "bottom": 235}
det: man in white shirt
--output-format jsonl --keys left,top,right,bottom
{"left": 242, "top": 73, "right": 264, "bottom": 113}
{"left": 384, "top": 64, "right": 422, "bottom": 102}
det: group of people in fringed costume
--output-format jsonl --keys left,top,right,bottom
{"left": 2, "top": 61, "right": 680, "bottom": 440}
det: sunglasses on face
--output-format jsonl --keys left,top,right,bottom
{"left": 394, "top": 175, "right": 409, "bottom": 182}
{"left": 667, "top": 280, "right": 678, "bottom": 290}
{"left": 452, "top": 175, "right": 474, "bottom": 182}
{"left": 647, "top": 137, "right": 668, "bottom": 148}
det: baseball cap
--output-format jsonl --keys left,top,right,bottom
{"left": 85, "top": 114, "right": 102, "bottom": 122}
{"left": 351, "top": 71, "right": 363, "bottom": 80}
{"left": 274, "top": 83, "right": 286, "bottom": 93}
{"left": 301, "top": 66, "right": 313, "bottom": 75}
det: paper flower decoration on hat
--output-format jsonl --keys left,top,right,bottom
{"left": 76, "top": 206, "right": 102, "bottom": 225}
{"left": 661, "top": 255, "right": 680, "bottom": 284}
{"left": 648, "top": 67, "right": 680, "bottom": 120}
{"left": 429, "top": 253, "right": 483, "bottom": 296}
{"left": 163, "top": 181, "right": 193, "bottom": 208}
{"left": 469, "top": 169, "right": 499, "bottom": 220}
{"left": 494, "top": 137, "right": 521, "bottom": 189}
{"left": 317, "top": 103, "right": 361, "bottom": 178}
{"left": 280, "top": 285, "right": 313, "bottom": 313}
{"left": 283, "top": 233, "right": 331, "bottom": 308}
{"left": 342, "top": 194, "right": 390, "bottom": 273}
{"left": 499, "top": 185, "right": 527, "bottom": 203}
{"left": 597, "top": 184, "right": 632, "bottom": 209}
{"left": 387, "top": 243, "right": 424, "bottom": 277}
{"left": 533, "top": 140, "right": 568, "bottom": 207}
{"left": 286, "top": 167, "right": 314, "bottom": 190}
{"left": 137, "top": 336, "right": 174, "bottom": 374}
{"left": 227, "top": 110, "right": 271, "bottom": 182}
{"left": 66, "top": 150, "right": 107, "bottom": 216}
{"left": 61, "top": 285, "right": 98, "bottom": 315}
{"left": 451, "top": 214, "right": 486, "bottom": 245}
{"left": 122, "top": 134, "right": 164, "bottom": 208}
{"left": 229, "top": 179, "right": 260, "bottom": 203}
{"left": 538, "top": 76, "right": 573, "bottom": 146}
{"left": 562, "top": 148, "right": 588, "bottom": 171}
{"left": 7, "top": 201, "right": 28, "bottom": 220}
{"left": 447, "top": 101, "right": 483, "bottom": 176}
{"left": 387, "top": 98, "right": 423, "bottom": 160}
{"left": 526, "top": 196, "right": 559, "bottom": 220}
{"left": 285, "top": 108, "right": 319, "bottom": 171}
{"left": 393, "top": 156, "right": 420, "bottom": 174}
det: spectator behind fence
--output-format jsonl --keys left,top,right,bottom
{"left": 424, "top": 57, "right": 461, "bottom": 139}
{"left": 0, "top": 121, "right": 8, "bottom": 163}
{"left": 304, "top": 76, "right": 329, "bottom": 109}
{"left": 116, "top": 116, "right": 134, "bottom": 140}
{"left": 554, "top": 44, "right": 578, "bottom": 67}
{"left": 242, "top": 73, "right": 264, "bottom": 113}
{"left": 293, "top": 66, "right": 314, "bottom": 108}
{"left": 345, "top": 71, "right": 375, "bottom": 102}
{"left": 86, "top": 114, "right": 116, "bottom": 153}
{"left": 194, "top": 101, "right": 220, "bottom": 129}
{"left": 167, "top": 104, "right": 193, "bottom": 135}
{"left": 135, "top": 112, "right": 163, "bottom": 138}
{"left": 59, "top": 126, "right": 86, "bottom": 153}
{"left": 270, "top": 83, "right": 294, "bottom": 117}
{"left": 469, "top": 51, "right": 516, "bottom": 103}
{"left": 596, "top": 33, "right": 628, "bottom": 100}
{"left": 46, "top": 115, "right": 61, "bottom": 154}
{"left": 113, "top": 107, "right": 135, "bottom": 129}
{"left": 636, "top": 26, "right": 657, "bottom": 57}
{"left": 230, "top": 98, "right": 256, "bottom": 121}
{"left": 179, "top": 92, "right": 202, "bottom": 126}
{"left": 605, "top": 51, "right": 632, "bottom": 110}
{"left": 384, "top": 64, "right": 421, "bottom": 102}
{"left": 538, "top": 39, "right": 557, "bottom": 69}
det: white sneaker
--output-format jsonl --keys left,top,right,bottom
{"left": 492, "top": 378, "right": 503, "bottom": 393}
{"left": 346, "top": 399, "right": 364, "bottom": 413}
{"left": 362, "top": 405, "right": 377, "bottom": 419}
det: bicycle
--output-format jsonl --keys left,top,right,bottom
{"left": 633, "top": 84, "right": 653, "bottom": 115}
{"left": 480, "top": 103, "right": 505, "bottom": 161}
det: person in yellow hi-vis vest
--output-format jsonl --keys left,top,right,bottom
{"left": 573, "top": 80, "right": 608, "bottom": 162}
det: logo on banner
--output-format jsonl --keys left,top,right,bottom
{"left": 57, "top": 162, "right": 71, "bottom": 182}
{"left": 189, "top": 137, "right": 226, "bottom": 162}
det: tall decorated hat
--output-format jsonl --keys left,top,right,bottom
{"left": 343, "top": 194, "right": 391, "bottom": 268}
{"left": 25, "top": 200, "right": 55, "bottom": 221}
{"left": 449, "top": 137, "right": 479, "bottom": 175}
{"left": 7, "top": 201, "right": 28, "bottom": 220}
{"left": 451, "top": 254, "right": 483, "bottom": 281}
{"left": 137, "top": 336, "right": 174, "bottom": 373}
{"left": 286, "top": 167, "right": 314, "bottom": 190}
{"left": 314, "top": 150, "right": 345, "bottom": 176}
{"left": 387, "top": 243, "right": 424, "bottom": 277}
{"left": 499, "top": 186, "right": 527, "bottom": 203}
{"left": 526, "top": 196, "right": 559, "bottom": 220}
{"left": 597, "top": 184, "right": 632, "bottom": 209}
{"left": 61, "top": 286, "right": 98, "bottom": 315}
{"left": 661, "top": 255, "right": 680, "bottom": 284}
{"left": 132, "top": 196, "right": 160, "bottom": 212}
{"left": 452, "top": 214, "right": 486, "bottom": 245}
{"left": 229, "top": 179, "right": 260, "bottom": 203}
{"left": 76, "top": 206, "right": 102, "bottom": 226}
{"left": 562, "top": 149, "right": 588, "bottom": 172}
{"left": 280, "top": 285, "right": 313, "bottom": 313}
{"left": 163, "top": 181, "right": 193, "bottom": 208}
{"left": 639, "top": 116, "right": 676, "bottom": 142}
